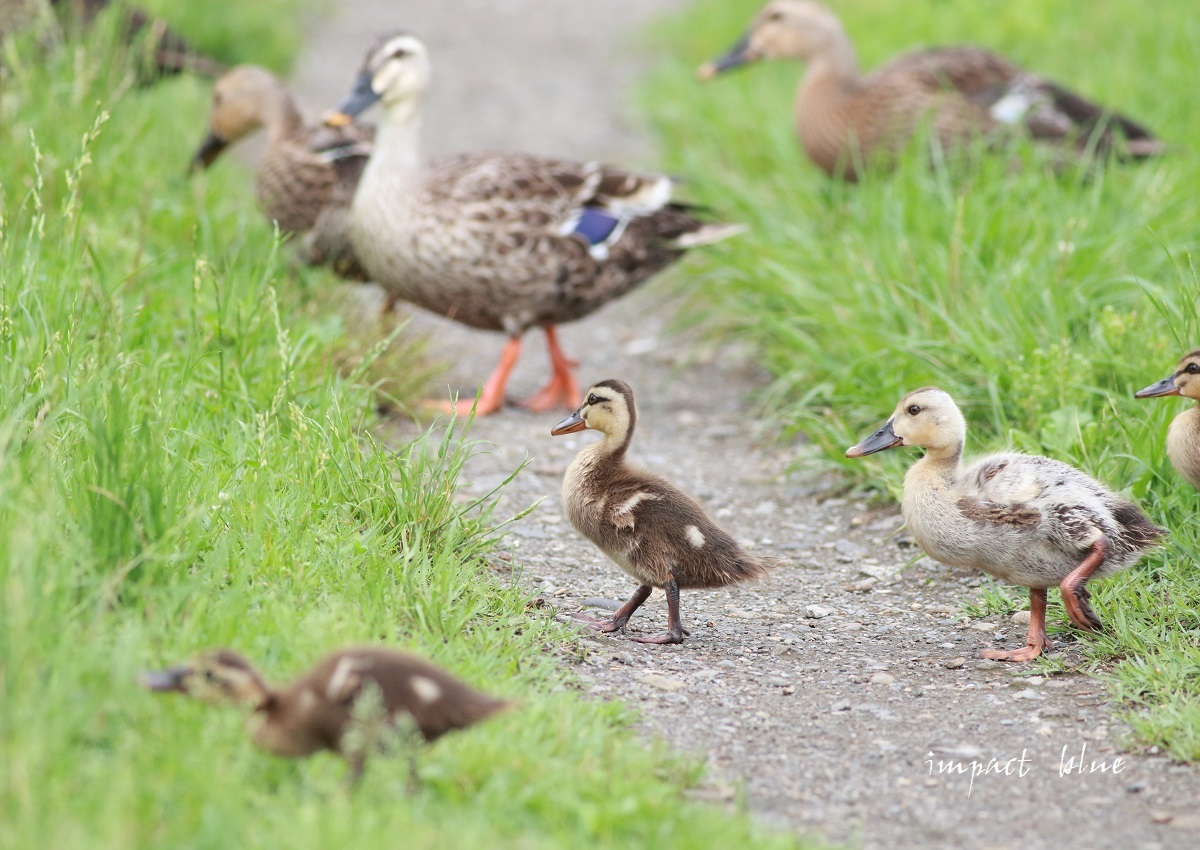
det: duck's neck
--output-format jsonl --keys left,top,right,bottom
{"left": 909, "top": 441, "right": 964, "bottom": 487}
{"left": 800, "top": 33, "right": 861, "bottom": 93}
{"left": 264, "top": 90, "right": 307, "bottom": 145}
{"left": 369, "top": 96, "right": 425, "bottom": 177}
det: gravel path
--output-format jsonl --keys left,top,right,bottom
{"left": 292, "top": 4, "right": 1200, "bottom": 848}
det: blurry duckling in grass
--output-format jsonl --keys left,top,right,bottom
{"left": 847, "top": 388, "right": 1165, "bottom": 662}
{"left": 142, "top": 647, "right": 510, "bottom": 783}
{"left": 698, "top": 1, "right": 1164, "bottom": 180}
{"left": 551, "top": 379, "right": 781, "bottom": 645}
{"left": 190, "top": 65, "right": 375, "bottom": 280}
{"left": 1136, "top": 350, "right": 1200, "bottom": 489}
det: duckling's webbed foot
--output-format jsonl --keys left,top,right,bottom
{"left": 631, "top": 578, "right": 686, "bottom": 646}
{"left": 980, "top": 588, "right": 1051, "bottom": 663}
{"left": 573, "top": 585, "right": 653, "bottom": 634}
{"left": 1060, "top": 536, "right": 1109, "bottom": 633}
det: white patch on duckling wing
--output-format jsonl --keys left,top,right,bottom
{"left": 685, "top": 525, "right": 706, "bottom": 549}
{"left": 610, "top": 491, "right": 660, "bottom": 530}
{"left": 326, "top": 657, "right": 368, "bottom": 701}
{"left": 409, "top": 675, "right": 442, "bottom": 704}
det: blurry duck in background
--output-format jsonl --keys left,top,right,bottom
{"left": 847, "top": 387, "right": 1165, "bottom": 661}
{"left": 191, "top": 65, "right": 375, "bottom": 279}
{"left": 552, "top": 379, "right": 781, "bottom": 644}
{"left": 1136, "top": 350, "right": 1200, "bottom": 489}
{"left": 2, "top": 0, "right": 224, "bottom": 78}
{"left": 142, "top": 647, "right": 510, "bottom": 783}
{"left": 324, "top": 33, "right": 743, "bottom": 415}
{"left": 698, "top": 0, "right": 1164, "bottom": 180}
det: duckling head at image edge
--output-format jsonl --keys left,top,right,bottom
{"left": 846, "top": 387, "right": 1166, "bottom": 662}
{"left": 1136, "top": 350, "right": 1200, "bottom": 489}
{"left": 551, "top": 379, "right": 782, "bottom": 645}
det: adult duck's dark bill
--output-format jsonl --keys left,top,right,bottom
{"left": 845, "top": 419, "right": 903, "bottom": 458}
{"left": 139, "top": 667, "right": 189, "bottom": 693}
{"left": 323, "top": 70, "right": 380, "bottom": 126}
{"left": 697, "top": 34, "right": 756, "bottom": 80}
{"left": 1134, "top": 375, "right": 1180, "bottom": 398}
{"left": 189, "top": 131, "right": 228, "bottom": 173}
{"left": 551, "top": 409, "right": 587, "bottom": 436}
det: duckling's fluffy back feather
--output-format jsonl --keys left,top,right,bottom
{"left": 565, "top": 457, "right": 780, "bottom": 590}
{"left": 905, "top": 451, "right": 1165, "bottom": 587}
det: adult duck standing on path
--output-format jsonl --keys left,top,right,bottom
{"left": 324, "top": 33, "right": 743, "bottom": 415}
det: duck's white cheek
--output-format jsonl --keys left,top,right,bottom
{"left": 685, "top": 525, "right": 706, "bottom": 549}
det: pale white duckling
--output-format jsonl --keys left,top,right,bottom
{"left": 550, "top": 379, "right": 781, "bottom": 644}
{"left": 1135, "top": 350, "right": 1200, "bottom": 488}
{"left": 847, "top": 387, "right": 1165, "bottom": 662}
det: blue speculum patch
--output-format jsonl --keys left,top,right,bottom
{"left": 569, "top": 207, "right": 621, "bottom": 246}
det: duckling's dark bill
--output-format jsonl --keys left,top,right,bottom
{"left": 846, "top": 420, "right": 903, "bottom": 457}
{"left": 1135, "top": 376, "right": 1180, "bottom": 398}
{"left": 139, "top": 667, "right": 189, "bottom": 693}
{"left": 697, "top": 34, "right": 755, "bottom": 79}
{"left": 325, "top": 71, "right": 381, "bottom": 126}
{"left": 190, "top": 131, "right": 228, "bottom": 172}
{"left": 551, "top": 410, "right": 587, "bottom": 436}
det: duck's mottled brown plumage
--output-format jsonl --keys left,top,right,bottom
{"left": 193, "top": 66, "right": 374, "bottom": 279}
{"left": 325, "top": 34, "right": 742, "bottom": 414}
{"left": 142, "top": 647, "right": 509, "bottom": 772}
{"left": 701, "top": 1, "right": 1164, "bottom": 180}
{"left": 1136, "top": 350, "right": 1200, "bottom": 489}
{"left": 553, "top": 379, "right": 779, "bottom": 643}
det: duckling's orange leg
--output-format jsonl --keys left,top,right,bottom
{"left": 516, "top": 326, "right": 581, "bottom": 413}
{"left": 426, "top": 336, "right": 522, "bottom": 416}
{"left": 574, "top": 584, "right": 653, "bottom": 633}
{"left": 632, "top": 578, "right": 686, "bottom": 645}
{"left": 981, "top": 588, "right": 1050, "bottom": 662}
{"left": 1060, "top": 536, "right": 1109, "bottom": 633}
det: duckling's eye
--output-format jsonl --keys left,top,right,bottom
{"left": 1187, "top": 363, "right": 1199, "bottom": 374}
{"left": 391, "top": 48, "right": 410, "bottom": 60}
{"left": 587, "top": 393, "right": 600, "bottom": 406}
{"left": 906, "top": 404, "right": 921, "bottom": 416}
{"left": 767, "top": 11, "right": 784, "bottom": 22}
{"left": 204, "top": 670, "right": 218, "bottom": 683}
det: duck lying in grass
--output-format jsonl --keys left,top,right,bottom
{"left": 190, "top": 65, "right": 375, "bottom": 279}
{"left": 323, "top": 34, "right": 743, "bottom": 416}
{"left": 847, "top": 387, "right": 1165, "bottom": 662}
{"left": 698, "top": 1, "right": 1164, "bottom": 180}
{"left": 142, "top": 647, "right": 510, "bottom": 781}
{"left": 1136, "top": 350, "right": 1200, "bottom": 489}
{"left": 551, "top": 379, "right": 780, "bottom": 645}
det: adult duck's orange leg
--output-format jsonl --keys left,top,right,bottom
{"left": 1060, "top": 536, "right": 1108, "bottom": 633}
{"left": 981, "top": 587, "right": 1050, "bottom": 662}
{"left": 517, "top": 326, "right": 581, "bottom": 412}
{"left": 427, "top": 336, "right": 522, "bottom": 416}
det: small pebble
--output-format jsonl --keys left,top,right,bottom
{"left": 869, "top": 672, "right": 896, "bottom": 685}
{"left": 805, "top": 605, "right": 833, "bottom": 619}
{"left": 1011, "top": 610, "right": 1032, "bottom": 625}
{"left": 638, "top": 674, "right": 685, "bottom": 692}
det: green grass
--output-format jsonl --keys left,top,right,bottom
{"left": 644, "top": 0, "right": 1200, "bottom": 760}
{"left": 0, "top": 20, "right": 804, "bottom": 850}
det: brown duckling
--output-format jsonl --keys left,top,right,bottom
{"left": 551, "top": 379, "right": 781, "bottom": 644}
{"left": 142, "top": 647, "right": 510, "bottom": 779}
{"left": 1136, "top": 350, "right": 1200, "bottom": 489}
{"left": 698, "top": 1, "right": 1164, "bottom": 180}
{"left": 847, "top": 388, "right": 1165, "bottom": 661}
{"left": 191, "top": 65, "right": 375, "bottom": 279}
